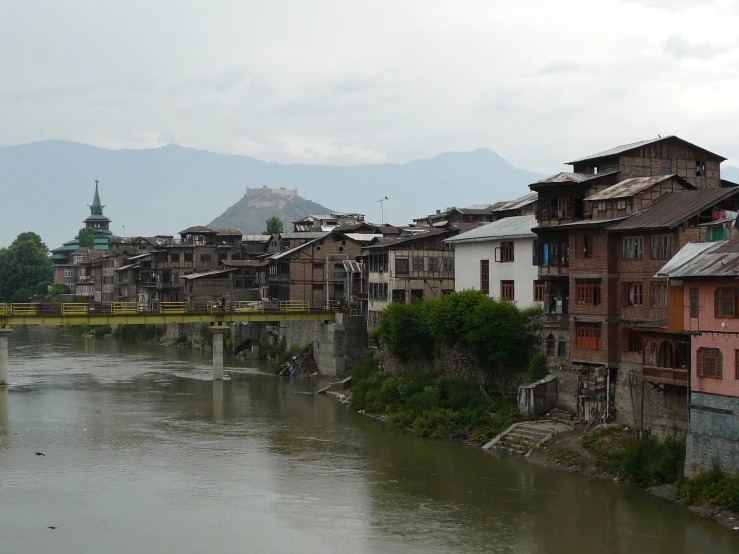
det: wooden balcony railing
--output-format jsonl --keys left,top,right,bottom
{"left": 642, "top": 365, "right": 688, "bottom": 387}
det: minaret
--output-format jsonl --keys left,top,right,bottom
{"left": 84, "top": 178, "right": 111, "bottom": 234}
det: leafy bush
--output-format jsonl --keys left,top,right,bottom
{"left": 527, "top": 352, "right": 548, "bottom": 381}
{"left": 681, "top": 463, "right": 739, "bottom": 512}
{"left": 373, "top": 301, "right": 435, "bottom": 362}
{"left": 113, "top": 324, "right": 164, "bottom": 341}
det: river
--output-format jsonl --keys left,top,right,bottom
{"left": 0, "top": 327, "right": 737, "bottom": 553}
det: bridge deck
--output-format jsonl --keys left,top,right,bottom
{"left": 0, "top": 301, "right": 340, "bottom": 326}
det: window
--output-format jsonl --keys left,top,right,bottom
{"left": 617, "top": 200, "right": 627, "bottom": 210}
{"left": 623, "top": 237, "right": 644, "bottom": 260}
{"left": 313, "top": 262, "right": 323, "bottom": 270}
{"left": 697, "top": 348, "right": 722, "bottom": 379}
{"left": 428, "top": 257, "right": 440, "bottom": 272}
{"left": 200, "top": 254, "right": 212, "bottom": 262}
{"left": 413, "top": 256, "right": 424, "bottom": 272}
{"left": 532, "top": 241, "right": 539, "bottom": 266}
{"left": 442, "top": 257, "right": 454, "bottom": 271}
{"left": 395, "top": 258, "right": 409, "bottom": 275}
{"left": 735, "top": 350, "right": 739, "bottom": 380}
{"left": 480, "top": 260, "right": 489, "bottom": 295}
{"left": 534, "top": 280, "right": 545, "bottom": 302}
{"left": 715, "top": 287, "right": 737, "bottom": 318}
{"left": 597, "top": 201, "right": 606, "bottom": 212}
{"left": 575, "top": 235, "right": 599, "bottom": 258}
{"left": 651, "top": 283, "right": 668, "bottom": 307}
{"left": 392, "top": 289, "right": 405, "bottom": 303}
{"left": 501, "top": 280, "right": 515, "bottom": 301}
{"left": 622, "top": 282, "right": 644, "bottom": 306}
{"left": 169, "top": 253, "right": 179, "bottom": 263}
{"left": 690, "top": 287, "right": 699, "bottom": 317}
{"left": 64, "top": 269, "right": 74, "bottom": 278}
{"left": 184, "top": 252, "right": 193, "bottom": 262}
{"left": 546, "top": 334, "right": 555, "bottom": 355}
{"left": 312, "top": 284, "right": 324, "bottom": 291}
{"left": 576, "top": 324, "right": 601, "bottom": 350}
{"left": 496, "top": 241, "right": 514, "bottom": 263}
{"left": 410, "top": 289, "right": 424, "bottom": 302}
{"left": 621, "top": 328, "right": 643, "bottom": 352}
{"left": 558, "top": 335, "right": 567, "bottom": 357}
{"left": 575, "top": 279, "right": 601, "bottom": 305}
{"left": 369, "top": 282, "right": 388, "bottom": 301}
{"left": 651, "top": 235, "right": 674, "bottom": 260}
{"left": 696, "top": 161, "right": 706, "bottom": 177}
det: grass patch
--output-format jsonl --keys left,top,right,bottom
{"left": 550, "top": 447, "right": 586, "bottom": 470}
{"left": 581, "top": 427, "right": 685, "bottom": 485}
{"left": 349, "top": 360, "right": 522, "bottom": 443}
{"left": 681, "top": 464, "right": 739, "bottom": 512}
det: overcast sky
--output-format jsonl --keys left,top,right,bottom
{"left": 2, "top": 0, "right": 738, "bottom": 173}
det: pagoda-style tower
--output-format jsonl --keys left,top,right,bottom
{"left": 84, "top": 178, "right": 112, "bottom": 234}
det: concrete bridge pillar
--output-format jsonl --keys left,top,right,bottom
{"left": 0, "top": 328, "right": 12, "bottom": 386}
{"left": 210, "top": 326, "right": 227, "bottom": 380}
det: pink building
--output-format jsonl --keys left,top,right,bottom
{"left": 658, "top": 237, "right": 739, "bottom": 475}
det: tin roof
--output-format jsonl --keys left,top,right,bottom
{"left": 181, "top": 268, "right": 237, "bottom": 280}
{"left": 491, "top": 192, "right": 538, "bottom": 212}
{"left": 279, "top": 231, "right": 330, "bottom": 240}
{"left": 534, "top": 172, "right": 593, "bottom": 184}
{"left": 363, "top": 228, "right": 452, "bottom": 250}
{"left": 607, "top": 188, "right": 739, "bottom": 231}
{"left": 445, "top": 215, "right": 537, "bottom": 244}
{"left": 656, "top": 239, "right": 739, "bottom": 279}
{"left": 567, "top": 135, "right": 726, "bottom": 165}
{"left": 586, "top": 175, "right": 693, "bottom": 201}
{"left": 241, "top": 235, "right": 271, "bottom": 242}
{"left": 179, "top": 226, "right": 216, "bottom": 234}
{"left": 214, "top": 229, "right": 244, "bottom": 236}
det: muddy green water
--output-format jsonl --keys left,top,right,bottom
{"left": 0, "top": 327, "right": 738, "bottom": 553}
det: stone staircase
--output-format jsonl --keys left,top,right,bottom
{"left": 545, "top": 408, "right": 577, "bottom": 427}
{"left": 483, "top": 421, "right": 571, "bottom": 456}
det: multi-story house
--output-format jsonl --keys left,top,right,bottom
{"left": 266, "top": 231, "right": 369, "bottom": 307}
{"left": 530, "top": 135, "right": 737, "bottom": 425}
{"left": 445, "top": 215, "right": 541, "bottom": 308}
{"left": 364, "top": 228, "right": 458, "bottom": 330}
{"left": 656, "top": 237, "right": 739, "bottom": 474}
{"left": 292, "top": 213, "right": 365, "bottom": 232}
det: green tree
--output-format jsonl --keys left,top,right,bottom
{"left": 76, "top": 227, "right": 96, "bottom": 248}
{"left": 0, "top": 233, "right": 53, "bottom": 302}
{"left": 263, "top": 217, "right": 284, "bottom": 235}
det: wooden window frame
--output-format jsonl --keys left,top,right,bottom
{"left": 500, "top": 241, "right": 514, "bottom": 263}
{"left": 690, "top": 287, "right": 699, "bottom": 317}
{"left": 575, "top": 279, "right": 601, "bottom": 306}
{"left": 620, "top": 328, "right": 643, "bottom": 353}
{"left": 428, "top": 257, "right": 440, "bottom": 272}
{"left": 622, "top": 282, "right": 644, "bottom": 306}
{"left": 480, "top": 260, "right": 490, "bottom": 295}
{"left": 395, "top": 258, "right": 409, "bottom": 276}
{"left": 697, "top": 348, "right": 723, "bottom": 379}
{"left": 576, "top": 324, "right": 602, "bottom": 350}
{"left": 534, "top": 280, "right": 545, "bottom": 303}
{"left": 501, "top": 280, "right": 515, "bottom": 301}
{"left": 651, "top": 235, "right": 674, "bottom": 260}
{"left": 575, "top": 234, "right": 599, "bottom": 258}
{"left": 413, "top": 256, "right": 424, "bottom": 272}
{"left": 622, "top": 237, "right": 644, "bottom": 260}
{"left": 715, "top": 287, "right": 737, "bottom": 318}
{"left": 650, "top": 282, "right": 668, "bottom": 307}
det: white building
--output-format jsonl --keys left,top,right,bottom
{"left": 444, "top": 215, "right": 542, "bottom": 308}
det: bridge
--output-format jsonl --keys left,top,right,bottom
{"left": 0, "top": 300, "right": 342, "bottom": 385}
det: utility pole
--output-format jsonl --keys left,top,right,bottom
{"left": 377, "top": 196, "right": 388, "bottom": 225}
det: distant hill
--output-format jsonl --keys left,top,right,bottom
{"left": 0, "top": 140, "right": 547, "bottom": 248}
{"left": 209, "top": 187, "right": 333, "bottom": 234}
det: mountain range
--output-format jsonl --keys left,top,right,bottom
{"left": 1, "top": 139, "right": 738, "bottom": 249}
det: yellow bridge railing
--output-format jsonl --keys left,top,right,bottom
{"left": 280, "top": 301, "right": 310, "bottom": 313}
{"left": 159, "top": 302, "right": 186, "bottom": 315}
{"left": 0, "top": 304, "right": 7, "bottom": 317}
{"left": 112, "top": 302, "right": 138, "bottom": 315}
{"left": 233, "top": 301, "right": 264, "bottom": 314}
{"left": 61, "top": 303, "right": 89, "bottom": 316}
{"left": 10, "top": 303, "right": 39, "bottom": 316}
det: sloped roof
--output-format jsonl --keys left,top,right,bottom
{"left": 363, "top": 228, "right": 452, "bottom": 250}
{"left": 179, "top": 226, "right": 216, "bottom": 234}
{"left": 214, "top": 229, "right": 244, "bottom": 236}
{"left": 445, "top": 215, "right": 536, "bottom": 244}
{"left": 586, "top": 175, "right": 693, "bottom": 201}
{"left": 567, "top": 135, "right": 726, "bottom": 165}
{"left": 181, "top": 269, "right": 237, "bottom": 280}
{"left": 608, "top": 188, "right": 739, "bottom": 231}
{"left": 491, "top": 192, "right": 538, "bottom": 212}
{"left": 242, "top": 235, "right": 271, "bottom": 242}
{"left": 534, "top": 172, "right": 593, "bottom": 184}
{"left": 656, "top": 240, "right": 739, "bottom": 279}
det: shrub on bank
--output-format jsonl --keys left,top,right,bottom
{"left": 681, "top": 464, "right": 739, "bottom": 512}
{"left": 350, "top": 362, "right": 520, "bottom": 442}
{"left": 581, "top": 427, "right": 685, "bottom": 485}
{"left": 113, "top": 324, "right": 164, "bottom": 342}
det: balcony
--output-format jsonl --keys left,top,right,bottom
{"left": 642, "top": 366, "right": 688, "bottom": 387}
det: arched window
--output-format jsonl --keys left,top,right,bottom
{"left": 546, "top": 334, "right": 555, "bottom": 355}
{"left": 697, "top": 348, "right": 723, "bottom": 379}
{"left": 658, "top": 342, "right": 674, "bottom": 368}
{"left": 558, "top": 335, "right": 567, "bottom": 357}
{"left": 643, "top": 340, "right": 657, "bottom": 367}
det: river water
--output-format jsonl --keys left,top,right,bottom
{"left": 0, "top": 327, "right": 737, "bottom": 553}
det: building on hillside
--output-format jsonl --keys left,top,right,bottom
{"left": 529, "top": 135, "right": 738, "bottom": 426}
{"left": 444, "top": 215, "right": 541, "bottom": 308}
{"left": 363, "top": 228, "right": 458, "bottom": 330}
{"left": 656, "top": 238, "right": 739, "bottom": 474}
{"left": 265, "top": 231, "right": 369, "bottom": 307}
{"left": 51, "top": 179, "right": 115, "bottom": 296}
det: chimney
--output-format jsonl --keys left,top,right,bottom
{"left": 436, "top": 210, "right": 441, "bottom": 214}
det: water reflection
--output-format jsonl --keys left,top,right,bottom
{"left": 213, "top": 379, "right": 224, "bottom": 422}
{"left": 0, "top": 387, "right": 8, "bottom": 435}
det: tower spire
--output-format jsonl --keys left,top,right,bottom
{"left": 89, "top": 177, "right": 105, "bottom": 216}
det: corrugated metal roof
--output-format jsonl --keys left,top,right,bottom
{"left": 279, "top": 232, "right": 329, "bottom": 240}
{"left": 445, "top": 215, "right": 537, "bottom": 243}
{"left": 241, "top": 235, "right": 271, "bottom": 242}
{"left": 656, "top": 240, "right": 739, "bottom": 278}
{"left": 363, "top": 228, "right": 451, "bottom": 250}
{"left": 534, "top": 217, "right": 626, "bottom": 231}
{"left": 343, "top": 233, "right": 383, "bottom": 242}
{"left": 491, "top": 192, "right": 538, "bottom": 212}
{"left": 607, "top": 188, "right": 739, "bottom": 231}
{"left": 181, "top": 268, "right": 237, "bottom": 280}
{"left": 567, "top": 135, "right": 726, "bottom": 164}
{"left": 534, "top": 172, "right": 592, "bottom": 184}
{"left": 586, "top": 175, "right": 688, "bottom": 201}
{"left": 214, "top": 229, "right": 244, "bottom": 236}
{"left": 223, "top": 259, "right": 268, "bottom": 267}
{"left": 179, "top": 226, "right": 215, "bottom": 234}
